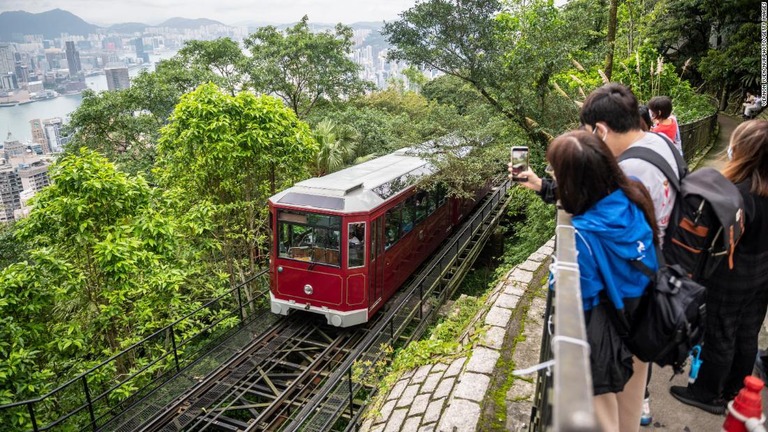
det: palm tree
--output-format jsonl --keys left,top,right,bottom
{"left": 312, "top": 119, "right": 359, "bottom": 176}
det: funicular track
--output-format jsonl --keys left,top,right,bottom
{"left": 117, "top": 178, "right": 512, "bottom": 432}
{"left": 134, "top": 315, "right": 365, "bottom": 432}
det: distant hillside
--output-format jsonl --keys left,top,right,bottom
{"left": 108, "top": 22, "right": 148, "bottom": 34}
{"left": 350, "top": 22, "right": 388, "bottom": 30}
{"left": 157, "top": 17, "right": 227, "bottom": 29}
{"left": 0, "top": 9, "right": 99, "bottom": 41}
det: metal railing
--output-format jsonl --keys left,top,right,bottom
{"left": 680, "top": 113, "right": 718, "bottom": 161}
{"left": 0, "top": 271, "right": 270, "bottom": 432}
{"left": 530, "top": 210, "right": 597, "bottom": 431}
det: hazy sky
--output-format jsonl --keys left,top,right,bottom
{"left": 0, "top": 0, "right": 419, "bottom": 26}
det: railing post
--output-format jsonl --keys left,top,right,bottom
{"left": 27, "top": 402, "right": 39, "bottom": 432}
{"left": 418, "top": 282, "right": 423, "bottom": 321}
{"left": 82, "top": 376, "right": 97, "bottom": 430}
{"left": 170, "top": 326, "right": 180, "bottom": 372}
{"left": 389, "top": 319, "right": 395, "bottom": 344}
{"left": 236, "top": 285, "right": 245, "bottom": 326}
{"left": 348, "top": 368, "right": 354, "bottom": 420}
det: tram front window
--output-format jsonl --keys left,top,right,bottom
{"left": 278, "top": 210, "right": 341, "bottom": 266}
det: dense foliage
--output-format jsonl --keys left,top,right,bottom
{"left": 155, "top": 83, "right": 317, "bottom": 281}
{"left": 555, "top": 41, "right": 716, "bottom": 123}
{"left": 0, "top": 1, "right": 734, "bottom": 427}
{"left": 244, "top": 16, "right": 373, "bottom": 118}
{"left": 0, "top": 149, "right": 228, "bottom": 428}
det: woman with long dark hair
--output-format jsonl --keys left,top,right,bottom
{"left": 547, "top": 130, "right": 658, "bottom": 431}
{"left": 670, "top": 120, "right": 768, "bottom": 414}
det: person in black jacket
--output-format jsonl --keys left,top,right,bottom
{"left": 670, "top": 119, "right": 768, "bottom": 414}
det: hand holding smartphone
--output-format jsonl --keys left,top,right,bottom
{"left": 510, "top": 146, "right": 529, "bottom": 182}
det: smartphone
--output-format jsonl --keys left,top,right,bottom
{"left": 510, "top": 146, "right": 529, "bottom": 181}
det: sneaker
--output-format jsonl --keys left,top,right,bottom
{"left": 669, "top": 385, "right": 727, "bottom": 415}
{"left": 640, "top": 397, "right": 652, "bottom": 426}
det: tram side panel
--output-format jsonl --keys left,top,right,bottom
{"left": 269, "top": 180, "right": 485, "bottom": 327}
{"left": 374, "top": 192, "right": 454, "bottom": 317}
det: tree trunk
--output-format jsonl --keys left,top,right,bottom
{"left": 604, "top": 0, "right": 619, "bottom": 80}
{"left": 719, "top": 82, "right": 729, "bottom": 112}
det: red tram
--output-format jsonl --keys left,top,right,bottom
{"left": 268, "top": 147, "right": 482, "bottom": 327}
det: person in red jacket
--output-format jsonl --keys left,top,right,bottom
{"left": 648, "top": 96, "right": 682, "bottom": 155}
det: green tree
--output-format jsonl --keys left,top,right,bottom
{"left": 644, "top": 0, "right": 760, "bottom": 109}
{"left": 0, "top": 222, "right": 25, "bottom": 270}
{"left": 155, "top": 83, "right": 317, "bottom": 280}
{"left": 64, "top": 89, "right": 161, "bottom": 178}
{"left": 421, "top": 75, "right": 485, "bottom": 115}
{"left": 65, "top": 41, "right": 245, "bottom": 178}
{"left": 312, "top": 119, "right": 359, "bottom": 176}
{"left": 244, "top": 16, "right": 373, "bottom": 118}
{"left": 383, "top": 0, "right": 576, "bottom": 149}
{"left": 604, "top": 0, "right": 619, "bottom": 79}
{"left": 176, "top": 38, "right": 246, "bottom": 95}
{"left": 402, "top": 66, "right": 428, "bottom": 91}
{"left": 14, "top": 149, "right": 198, "bottom": 357}
{"left": 0, "top": 149, "right": 216, "bottom": 430}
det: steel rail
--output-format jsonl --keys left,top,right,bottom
{"left": 136, "top": 317, "right": 304, "bottom": 431}
{"left": 135, "top": 316, "right": 366, "bottom": 432}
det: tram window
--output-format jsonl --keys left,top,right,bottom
{"left": 436, "top": 183, "right": 447, "bottom": 206}
{"left": 370, "top": 219, "right": 379, "bottom": 262}
{"left": 348, "top": 222, "right": 365, "bottom": 268}
{"left": 385, "top": 205, "right": 402, "bottom": 250}
{"left": 427, "top": 190, "right": 437, "bottom": 215}
{"left": 277, "top": 210, "right": 341, "bottom": 266}
{"left": 401, "top": 203, "right": 414, "bottom": 234}
{"left": 414, "top": 192, "right": 427, "bottom": 223}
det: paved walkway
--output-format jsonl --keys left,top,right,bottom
{"left": 361, "top": 114, "right": 756, "bottom": 432}
{"left": 694, "top": 113, "right": 739, "bottom": 171}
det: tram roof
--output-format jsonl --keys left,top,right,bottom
{"left": 269, "top": 147, "right": 434, "bottom": 213}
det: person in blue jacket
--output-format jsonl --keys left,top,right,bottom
{"left": 547, "top": 130, "right": 659, "bottom": 432}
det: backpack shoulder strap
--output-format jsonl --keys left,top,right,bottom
{"left": 652, "top": 132, "right": 688, "bottom": 177}
{"left": 629, "top": 259, "right": 656, "bottom": 280}
{"left": 629, "top": 242, "right": 664, "bottom": 279}
{"left": 619, "top": 147, "right": 681, "bottom": 191}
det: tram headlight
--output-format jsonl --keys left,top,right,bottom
{"left": 304, "top": 284, "right": 313, "bottom": 295}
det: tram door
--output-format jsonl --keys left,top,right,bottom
{"left": 369, "top": 217, "right": 384, "bottom": 307}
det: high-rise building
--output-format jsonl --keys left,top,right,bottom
{"left": 18, "top": 160, "right": 51, "bottom": 193}
{"left": 30, "top": 119, "right": 50, "bottom": 153}
{"left": 134, "top": 38, "right": 150, "bottom": 64}
{"left": 65, "top": 41, "right": 82, "bottom": 76}
{"left": 0, "top": 162, "right": 22, "bottom": 223}
{"left": 0, "top": 44, "right": 15, "bottom": 74}
{"left": 43, "top": 118, "right": 69, "bottom": 152}
{"left": 44, "top": 49, "right": 64, "bottom": 70}
{"left": 2, "top": 133, "right": 26, "bottom": 160}
{"left": 14, "top": 62, "right": 29, "bottom": 84}
{"left": 105, "top": 65, "right": 130, "bottom": 91}
{"left": 0, "top": 72, "right": 17, "bottom": 91}
{"left": 102, "top": 37, "right": 123, "bottom": 51}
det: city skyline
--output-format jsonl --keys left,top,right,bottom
{"left": 0, "top": 0, "right": 418, "bottom": 26}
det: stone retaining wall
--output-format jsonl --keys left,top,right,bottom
{"left": 361, "top": 238, "right": 555, "bottom": 432}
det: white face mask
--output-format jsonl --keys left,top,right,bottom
{"left": 727, "top": 146, "right": 733, "bottom": 161}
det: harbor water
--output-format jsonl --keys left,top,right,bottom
{"left": 0, "top": 52, "right": 174, "bottom": 143}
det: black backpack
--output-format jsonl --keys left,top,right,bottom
{"left": 619, "top": 260, "right": 707, "bottom": 372}
{"left": 618, "top": 134, "right": 745, "bottom": 280}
